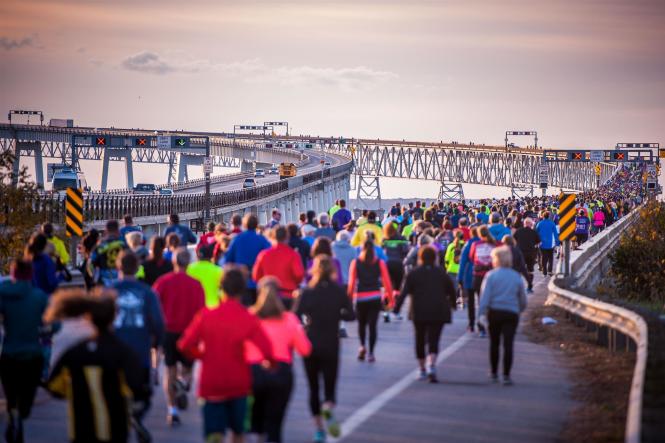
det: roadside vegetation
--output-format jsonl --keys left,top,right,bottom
{"left": 609, "top": 200, "right": 665, "bottom": 313}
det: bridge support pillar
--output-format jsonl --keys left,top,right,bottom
{"left": 278, "top": 200, "right": 287, "bottom": 224}
{"left": 285, "top": 198, "right": 293, "bottom": 223}
{"left": 307, "top": 192, "right": 313, "bottom": 214}
{"left": 240, "top": 160, "right": 253, "bottom": 173}
{"left": 12, "top": 141, "right": 44, "bottom": 188}
{"left": 258, "top": 205, "right": 268, "bottom": 226}
{"left": 177, "top": 154, "right": 204, "bottom": 183}
{"left": 356, "top": 176, "right": 381, "bottom": 210}
{"left": 293, "top": 195, "right": 301, "bottom": 222}
{"left": 300, "top": 193, "right": 307, "bottom": 218}
{"left": 438, "top": 181, "right": 464, "bottom": 202}
{"left": 101, "top": 147, "right": 134, "bottom": 192}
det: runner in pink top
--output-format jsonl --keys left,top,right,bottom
{"left": 246, "top": 277, "right": 312, "bottom": 443}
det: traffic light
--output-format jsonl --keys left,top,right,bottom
{"left": 135, "top": 138, "right": 147, "bottom": 146}
{"left": 174, "top": 138, "right": 186, "bottom": 147}
{"left": 568, "top": 151, "right": 585, "bottom": 161}
{"left": 96, "top": 137, "right": 106, "bottom": 146}
{"left": 611, "top": 152, "right": 626, "bottom": 161}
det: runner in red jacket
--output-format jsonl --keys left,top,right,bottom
{"left": 178, "top": 269, "right": 275, "bottom": 442}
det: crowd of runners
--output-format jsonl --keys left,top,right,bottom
{"left": 0, "top": 163, "right": 647, "bottom": 443}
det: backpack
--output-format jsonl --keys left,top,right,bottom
{"left": 472, "top": 242, "right": 494, "bottom": 275}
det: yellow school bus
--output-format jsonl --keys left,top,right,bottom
{"left": 279, "top": 162, "right": 297, "bottom": 180}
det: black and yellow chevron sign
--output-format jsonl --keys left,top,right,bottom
{"left": 558, "top": 192, "right": 577, "bottom": 242}
{"left": 65, "top": 187, "right": 84, "bottom": 237}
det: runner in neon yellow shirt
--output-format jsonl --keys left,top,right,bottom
{"left": 186, "top": 247, "right": 224, "bottom": 308}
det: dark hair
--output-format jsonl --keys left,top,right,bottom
{"left": 150, "top": 236, "right": 166, "bottom": 261}
{"left": 477, "top": 225, "right": 497, "bottom": 245}
{"left": 244, "top": 213, "right": 258, "bottom": 231}
{"left": 274, "top": 225, "right": 288, "bottom": 243}
{"left": 25, "top": 233, "right": 48, "bottom": 258}
{"left": 222, "top": 269, "right": 246, "bottom": 298}
{"left": 41, "top": 222, "right": 54, "bottom": 238}
{"left": 418, "top": 245, "right": 437, "bottom": 266}
{"left": 81, "top": 229, "right": 100, "bottom": 255}
{"left": 166, "top": 232, "right": 180, "bottom": 249}
{"left": 10, "top": 258, "right": 33, "bottom": 281}
{"left": 89, "top": 287, "right": 118, "bottom": 332}
{"left": 197, "top": 243, "right": 214, "bottom": 260}
{"left": 287, "top": 223, "right": 300, "bottom": 239}
{"left": 123, "top": 214, "right": 133, "bottom": 224}
{"left": 43, "top": 288, "right": 92, "bottom": 323}
{"left": 360, "top": 240, "right": 375, "bottom": 263}
{"left": 106, "top": 219, "right": 119, "bottom": 233}
{"left": 169, "top": 214, "right": 180, "bottom": 224}
{"left": 116, "top": 250, "right": 139, "bottom": 275}
{"left": 231, "top": 214, "right": 242, "bottom": 226}
{"left": 311, "top": 237, "right": 332, "bottom": 257}
{"left": 207, "top": 221, "right": 216, "bottom": 232}
{"left": 367, "top": 211, "right": 377, "bottom": 222}
{"left": 383, "top": 222, "right": 397, "bottom": 239}
{"left": 309, "top": 255, "right": 337, "bottom": 287}
{"left": 339, "top": 199, "right": 346, "bottom": 208}
{"left": 543, "top": 211, "right": 551, "bottom": 219}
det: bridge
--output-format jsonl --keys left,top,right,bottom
{"left": 1, "top": 118, "right": 663, "bottom": 442}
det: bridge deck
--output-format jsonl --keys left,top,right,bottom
{"left": 18, "top": 273, "right": 575, "bottom": 443}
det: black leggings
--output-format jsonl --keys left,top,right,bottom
{"left": 251, "top": 363, "right": 293, "bottom": 443}
{"left": 523, "top": 254, "right": 536, "bottom": 290}
{"left": 0, "top": 354, "right": 44, "bottom": 419}
{"left": 413, "top": 321, "right": 444, "bottom": 359}
{"left": 488, "top": 309, "right": 519, "bottom": 376}
{"left": 303, "top": 352, "right": 339, "bottom": 416}
{"left": 386, "top": 260, "right": 404, "bottom": 293}
{"left": 356, "top": 299, "right": 382, "bottom": 353}
{"left": 540, "top": 248, "right": 554, "bottom": 274}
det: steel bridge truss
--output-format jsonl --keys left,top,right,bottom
{"left": 348, "top": 144, "right": 616, "bottom": 191}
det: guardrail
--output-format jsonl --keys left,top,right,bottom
{"left": 38, "top": 160, "right": 352, "bottom": 224}
{"left": 546, "top": 207, "right": 657, "bottom": 443}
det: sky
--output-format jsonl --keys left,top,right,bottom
{"left": 1, "top": 0, "right": 664, "bottom": 195}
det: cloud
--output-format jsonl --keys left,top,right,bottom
{"left": 0, "top": 35, "right": 36, "bottom": 50}
{"left": 121, "top": 51, "right": 174, "bottom": 75}
{"left": 119, "top": 51, "right": 397, "bottom": 90}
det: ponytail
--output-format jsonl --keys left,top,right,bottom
{"left": 360, "top": 240, "right": 375, "bottom": 263}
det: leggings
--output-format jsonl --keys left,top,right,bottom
{"left": 356, "top": 298, "right": 382, "bottom": 353}
{"left": 251, "top": 363, "right": 293, "bottom": 443}
{"left": 523, "top": 254, "right": 536, "bottom": 290}
{"left": 413, "top": 321, "right": 444, "bottom": 359}
{"left": 0, "top": 354, "right": 43, "bottom": 419}
{"left": 303, "top": 352, "right": 339, "bottom": 416}
{"left": 540, "top": 248, "right": 554, "bottom": 274}
{"left": 488, "top": 309, "right": 519, "bottom": 376}
{"left": 386, "top": 260, "right": 404, "bottom": 293}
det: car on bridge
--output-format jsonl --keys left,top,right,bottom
{"left": 243, "top": 178, "right": 257, "bottom": 189}
{"left": 51, "top": 168, "right": 89, "bottom": 194}
{"left": 158, "top": 188, "right": 174, "bottom": 196}
{"left": 134, "top": 183, "right": 157, "bottom": 195}
{"left": 268, "top": 166, "right": 279, "bottom": 175}
{"left": 255, "top": 168, "right": 266, "bottom": 178}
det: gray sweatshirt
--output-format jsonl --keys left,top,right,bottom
{"left": 332, "top": 239, "right": 358, "bottom": 284}
{"left": 479, "top": 267, "right": 527, "bottom": 316}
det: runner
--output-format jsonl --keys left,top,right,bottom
{"left": 187, "top": 245, "right": 224, "bottom": 308}
{"left": 295, "top": 255, "right": 356, "bottom": 442}
{"left": 164, "top": 213, "right": 197, "bottom": 245}
{"left": 225, "top": 213, "right": 271, "bottom": 306}
{"left": 137, "top": 235, "right": 173, "bottom": 286}
{"left": 382, "top": 222, "right": 409, "bottom": 322}
{"left": 0, "top": 259, "right": 48, "bottom": 443}
{"left": 177, "top": 269, "right": 275, "bottom": 443}
{"left": 479, "top": 246, "right": 528, "bottom": 385}
{"left": 89, "top": 219, "right": 128, "bottom": 287}
{"left": 246, "top": 277, "right": 312, "bottom": 443}
{"left": 152, "top": 248, "right": 206, "bottom": 426}
{"left": 347, "top": 240, "right": 394, "bottom": 362}
{"left": 109, "top": 250, "right": 165, "bottom": 442}
{"left": 535, "top": 211, "right": 558, "bottom": 276}
{"left": 468, "top": 225, "right": 500, "bottom": 337}
{"left": 350, "top": 211, "right": 383, "bottom": 247}
{"left": 513, "top": 218, "right": 541, "bottom": 293}
{"left": 394, "top": 245, "right": 456, "bottom": 383}
{"left": 41, "top": 222, "right": 70, "bottom": 267}
{"left": 24, "top": 232, "right": 59, "bottom": 295}
{"left": 252, "top": 225, "right": 305, "bottom": 311}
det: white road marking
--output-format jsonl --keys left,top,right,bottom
{"left": 333, "top": 332, "right": 472, "bottom": 441}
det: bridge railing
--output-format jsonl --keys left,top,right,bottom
{"left": 39, "top": 160, "right": 352, "bottom": 223}
{"left": 546, "top": 206, "right": 663, "bottom": 442}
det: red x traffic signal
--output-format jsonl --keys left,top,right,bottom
{"left": 136, "top": 138, "right": 147, "bottom": 146}
{"left": 96, "top": 137, "right": 106, "bottom": 146}
{"left": 612, "top": 152, "right": 626, "bottom": 161}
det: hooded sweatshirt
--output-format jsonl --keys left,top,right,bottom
{"left": 332, "top": 239, "right": 358, "bottom": 284}
{"left": 0, "top": 280, "right": 48, "bottom": 357}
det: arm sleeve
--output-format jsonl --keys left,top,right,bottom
{"left": 252, "top": 251, "right": 265, "bottom": 284}
{"left": 457, "top": 242, "right": 470, "bottom": 284}
{"left": 347, "top": 259, "right": 357, "bottom": 298}
{"left": 45, "top": 258, "right": 60, "bottom": 293}
{"left": 478, "top": 273, "right": 492, "bottom": 317}
{"left": 289, "top": 313, "right": 312, "bottom": 357}
{"left": 292, "top": 251, "right": 305, "bottom": 285}
{"left": 379, "top": 260, "right": 394, "bottom": 304}
{"left": 56, "top": 240, "right": 70, "bottom": 265}
{"left": 177, "top": 311, "right": 204, "bottom": 360}
{"left": 147, "top": 290, "right": 165, "bottom": 347}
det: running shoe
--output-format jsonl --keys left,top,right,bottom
{"left": 417, "top": 368, "right": 427, "bottom": 380}
{"left": 167, "top": 413, "right": 181, "bottom": 427}
{"left": 490, "top": 373, "right": 499, "bottom": 383}
{"left": 383, "top": 312, "right": 391, "bottom": 323}
{"left": 427, "top": 365, "right": 438, "bottom": 383}
{"left": 322, "top": 408, "right": 341, "bottom": 438}
{"left": 357, "top": 347, "right": 366, "bottom": 361}
{"left": 479, "top": 330, "right": 487, "bottom": 338}
{"left": 313, "top": 429, "right": 327, "bottom": 443}
{"left": 368, "top": 354, "right": 376, "bottom": 363}
{"left": 503, "top": 376, "right": 513, "bottom": 386}
{"left": 174, "top": 379, "right": 188, "bottom": 410}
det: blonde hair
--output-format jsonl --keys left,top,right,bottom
{"left": 252, "top": 276, "right": 285, "bottom": 318}
{"left": 126, "top": 231, "right": 143, "bottom": 249}
{"left": 491, "top": 246, "right": 513, "bottom": 268}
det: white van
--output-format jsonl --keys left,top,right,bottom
{"left": 52, "top": 169, "right": 89, "bottom": 193}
